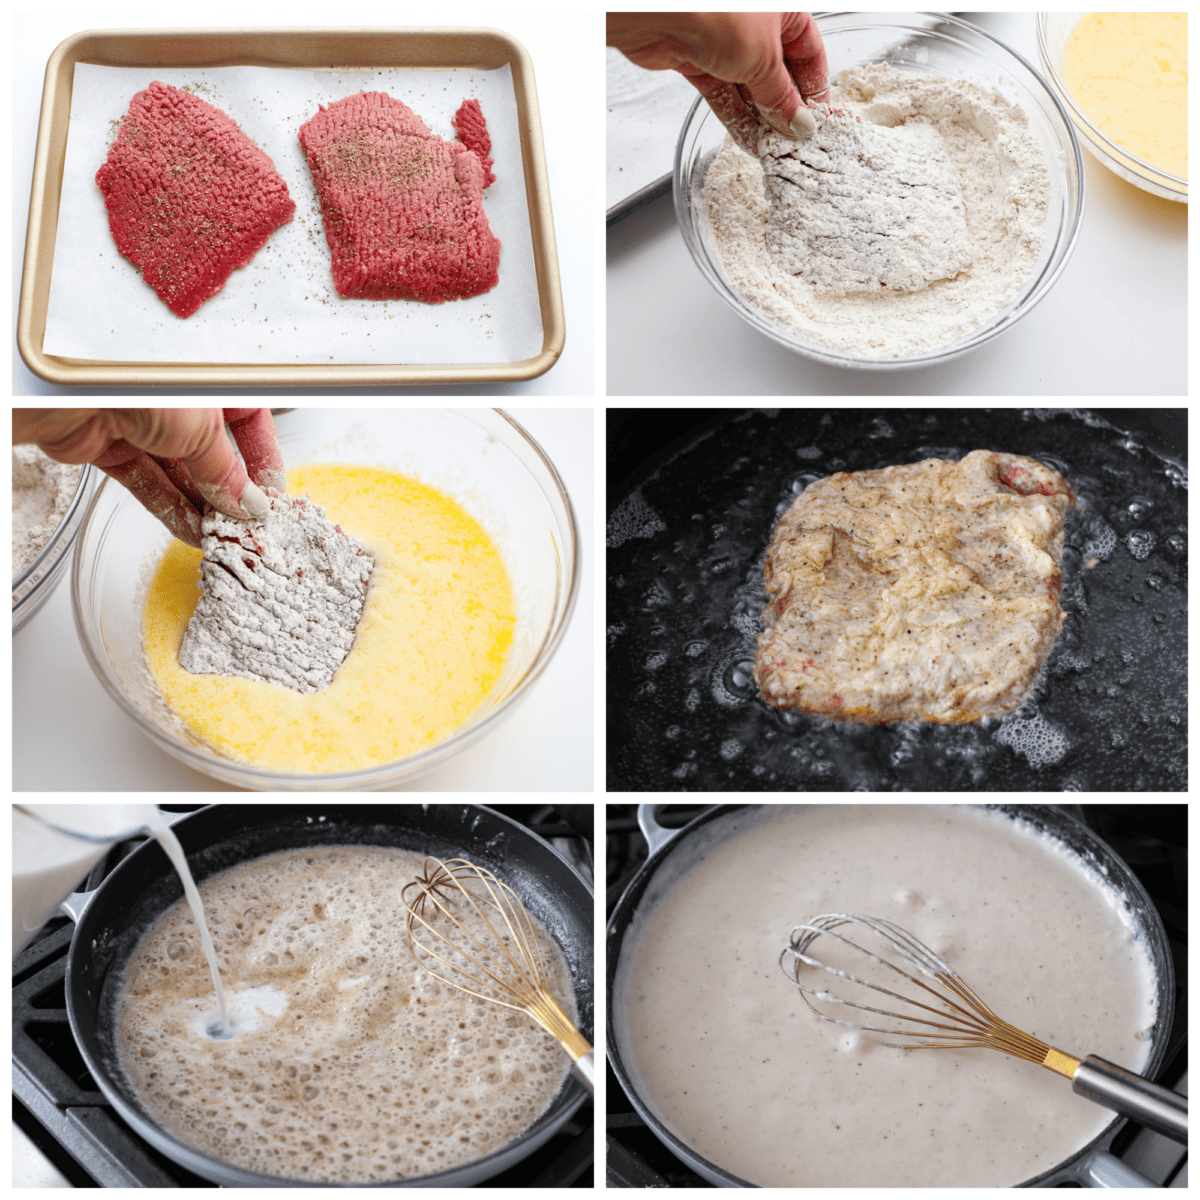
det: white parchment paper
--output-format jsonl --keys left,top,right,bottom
{"left": 45, "top": 63, "right": 541, "bottom": 365}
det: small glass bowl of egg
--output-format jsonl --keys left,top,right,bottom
{"left": 70, "top": 409, "right": 579, "bottom": 791}
{"left": 1037, "top": 13, "right": 1187, "bottom": 203}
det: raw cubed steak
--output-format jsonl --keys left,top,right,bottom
{"left": 96, "top": 81, "right": 295, "bottom": 318}
{"left": 754, "top": 451, "right": 1076, "bottom": 723}
{"left": 298, "top": 91, "right": 501, "bottom": 304}
{"left": 179, "top": 492, "right": 374, "bottom": 695}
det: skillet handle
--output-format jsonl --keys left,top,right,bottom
{"left": 637, "top": 805, "right": 689, "bottom": 856}
{"left": 1073, "top": 1056, "right": 1187, "bottom": 1143}
{"left": 58, "top": 889, "right": 96, "bottom": 925}
{"left": 572, "top": 1049, "right": 596, "bottom": 1094}
{"left": 1075, "top": 1150, "right": 1161, "bottom": 1188}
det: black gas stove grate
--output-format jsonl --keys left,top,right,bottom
{"left": 606, "top": 804, "right": 1187, "bottom": 1188}
{"left": 13, "top": 804, "right": 594, "bottom": 1189}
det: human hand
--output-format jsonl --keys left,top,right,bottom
{"left": 11, "top": 408, "right": 285, "bottom": 549}
{"left": 607, "top": 12, "right": 829, "bottom": 154}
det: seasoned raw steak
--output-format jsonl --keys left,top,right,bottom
{"left": 451, "top": 98, "right": 496, "bottom": 188}
{"left": 179, "top": 492, "right": 373, "bottom": 695}
{"left": 298, "top": 91, "right": 501, "bottom": 304}
{"left": 96, "top": 81, "right": 295, "bottom": 318}
{"left": 754, "top": 451, "right": 1075, "bottom": 723}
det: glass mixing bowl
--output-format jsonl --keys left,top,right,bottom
{"left": 71, "top": 409, "right": 579, "bottom": 791}
{"left": 674, "top": 12, "right": 1085, "bottom": 369}
{"left": 13, "top": 464, "right": 97, "bottom": 633}
{"left": 1037, "top": 13, "right": 1187, "bottom": 204}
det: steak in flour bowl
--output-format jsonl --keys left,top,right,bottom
{"left": 674, "top": 13, "right": 1084, "bottom": 368}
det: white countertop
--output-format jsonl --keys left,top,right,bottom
{"left": 12, "top": 408, "right": 595, "bottom": 793}
{"left": 606, "top": 13, "right": 1186, "bottom": 396}
{"left": 13, "top": 5, "right": 596, "bottom": 397}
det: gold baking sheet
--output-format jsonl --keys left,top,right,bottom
{"left": 18, "top": 27, "right": 564, "bottom": 387}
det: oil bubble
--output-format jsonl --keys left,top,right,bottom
{"left": 1125, "top": 530, "right": 1156, "bottom": 561}
{"left": 643, "top": 581, "right": 669, "bottom": 609}
{"left": 607, "top": 488, "right": 667, "bottom": 549}
{"left": 713, "top": 653, "right": 755, "bottom": 707}
{"left": 1082, "top": 521, "right": 1117, "bottom": 561}
{"left": 725, "top": 659, "right": 757, "bottom": 696}
{"left": 1054, "top": 655, "right": 1090, "bottom": 674}
{"left": 995, "top": 711, "right": 1070, "bottom": 768}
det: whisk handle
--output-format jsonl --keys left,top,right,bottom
{"left": 572, "top": 1050, "right": 596, "bottom": 1094}
{"left": 1073, "top": 1056, "right": 1187, "bottom": 1144}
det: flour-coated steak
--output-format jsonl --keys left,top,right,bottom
{"left": 178, "top": 492, "right": 373, "bottom": 695}
{"left": 96, "top": 81, "right": 295, "bottom": 319}
{"left": 298, "top": 91, "right": 500, "bottom": 304}
{"left": 754, "top": 450, "right": 1075, "bottom": 723}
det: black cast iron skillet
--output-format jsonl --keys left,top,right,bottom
{"left": 607, "top": 408, "right": 1187, "bottom": 790}
{"left": 607, "top": 803, "right": 1178, "bottom": 1188}
{"left": 62, "top": 804, "right": 593, "bottom": 1188}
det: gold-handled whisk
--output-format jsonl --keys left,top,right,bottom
{"left": 402, "top": 857, "right": 594, "bottom": 1093}
{"left": 781, "top": 913, "right": 1185, "bottom": 1143}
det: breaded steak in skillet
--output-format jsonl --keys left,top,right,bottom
{"left": 754, "top": 450, "right": 1075, "bottom": 723}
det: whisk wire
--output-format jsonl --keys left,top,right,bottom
{"left": 408, "top": 863, "right": 542, "bottom": 1005}
{"left": 782, "top": 913, "right": 1053, "bottom": 1066}
{"left": 779, "top": 912, "right": 1188, "bottom": 1145}
{"left": 402, "top": 858, "right": 592, "bottom": 1064}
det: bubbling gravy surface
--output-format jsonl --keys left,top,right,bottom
{"left": 615, "top": 805, "right": 1159, "bottom": 1187}
{"left": 116, "top": 846, "right": 574, "bottom": 1182}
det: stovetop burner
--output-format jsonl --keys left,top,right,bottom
{"left": 13, "top": 804, "right": 594, "bottom": 1188}
{"left": 605, "top": 803, "right": 1187, "bottom": 1188}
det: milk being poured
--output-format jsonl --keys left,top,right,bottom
{"left": 12, "top": 804, "right": 231, "bottom": 1037}
{"left": 141, "top": 807, "right": 231, "bottom": 1037}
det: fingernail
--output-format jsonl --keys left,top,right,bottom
{"left": 790, "top": 108, "right": 817, "bottom": 137}
{"left": 240, "top": 481, "right": 270, "bottom": 518}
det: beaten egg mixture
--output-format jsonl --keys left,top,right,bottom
{"left": 1063, "top": 12, "right": 1187, "bottom": 179}
{"left": 143, "top": 464, "right": 514, "bottom": 772}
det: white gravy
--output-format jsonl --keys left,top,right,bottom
{"left": 614, "top": 805, "right": 1158, "bottom": 1187}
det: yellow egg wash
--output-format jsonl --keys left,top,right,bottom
{"left": 143, "top": 464, "right": 515, "bottom": 773}
{"left": 1062, "top": 12, "right": 1187, "bottom": 179}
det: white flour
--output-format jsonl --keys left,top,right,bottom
{"left": 706, "top": 64, "right": 1050, "bottom": 358}
{"left": 12, "top": 446, "right": 83, "bottom": 580}
{"left": 178, "top": 491, "right": 374, "bottom": 694}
